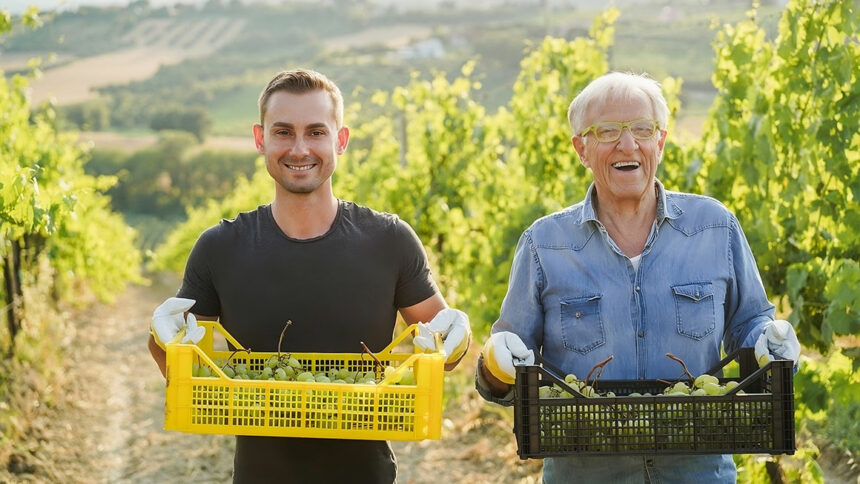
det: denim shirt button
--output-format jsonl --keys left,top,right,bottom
{"left": 575, "top": 312, "right": 582, "bottom": 318}
{"left": 634, "top": 285, "right": 641, "bottom": 292}
{"left": 638, "top": 331, "right": 645, "bottom": 338}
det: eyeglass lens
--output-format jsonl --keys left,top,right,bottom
{"left": 594, "top": 120, "right": 656, "bottom": 142}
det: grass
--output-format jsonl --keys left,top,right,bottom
{"left": 0, "top": 263, "right": 77, "bottom": 471}
{"left": 208, "top": 83, "right": 261, "bottom": 137}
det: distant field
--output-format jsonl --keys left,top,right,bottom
{"left": 26, "top": 47, "right": 185, "bottom": 105}
{"left": 208, "top": 83, "right": 262, "bottom": 137}
{"left": 323, "top": 24, "right": 434, "bottom": 51}
{"left": 78, "top": 131, "right": 256, "bottom": 153}
{"left": 12, "top": 6, "right": 728, "bottom": 146}
{"left": 21, "top": 16, "right": 246, "bottom": 106}
{"left": 0, "top": 52, "right": 75, "bottom": 71}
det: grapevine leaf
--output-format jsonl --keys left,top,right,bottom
{"left": 823, "top": 260, "right": 860, "bottom": 336}
{"left": 786, "top": 265, "right": 808, "bottom": 302}
{"left": 793, "top": 368, "right": 828, "bottom": 413}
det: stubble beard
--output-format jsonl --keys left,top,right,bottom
{"left": 271, "top": 155, "right": 327, "bottom": 195}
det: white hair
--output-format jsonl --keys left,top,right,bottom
{"left": 567, "top": 72, "right": 669, "bottom": 135}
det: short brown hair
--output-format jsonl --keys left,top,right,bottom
{"left": 258, "top": 69, "right": 344, "bottom": 128}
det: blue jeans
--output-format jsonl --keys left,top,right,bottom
{"left": 542, "top": 454, "right": 736, "bottom": 483}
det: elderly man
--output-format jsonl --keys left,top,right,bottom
{"left": 476, "top": 71, "right": 800, "bottom": 483}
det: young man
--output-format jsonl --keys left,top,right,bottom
{"left": 148, "top": 69, "right": 470, "bottom": 483}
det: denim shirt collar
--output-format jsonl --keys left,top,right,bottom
{"left": 580, "top": 178, "right": 683, "bottom": 227}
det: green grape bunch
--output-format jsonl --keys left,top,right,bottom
{"left": 190, "top": 321, "right": 418, "bottom": 386}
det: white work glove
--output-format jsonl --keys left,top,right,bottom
{"left": 480, "top": 331, "right": 535, "bottom": 385}
{"left": 754, "top": 319, "right": 801, "bottom": 367}
{"left": 413, "top": 308, "right": 471, "bottom": 364}
{"left": 151, "top": 297, "right": 202, "bottom": 349}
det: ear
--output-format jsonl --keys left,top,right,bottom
{"left": 336, "top": 126, "right": 350, "bottom": 155}
{"left": 572, "top": 135, "right": 589, "bottom": 168}
{"left": 656, "top": 129, "right": 667, "bottom": 164}
{"left": 253, "top": 124, "right": 265, "bottom": 154}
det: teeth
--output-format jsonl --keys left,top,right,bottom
{"left": 612, "top": 161, "right": 640, "bottom": 168}
{"left": 286, "top": 164, "right": 314, "bottom": 171}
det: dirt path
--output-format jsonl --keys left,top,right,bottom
{"left": 4, "top": 274, "right": 235, "bottom": 483}
{"left": 3, "top": 274, "right": 542, "bottom": 484}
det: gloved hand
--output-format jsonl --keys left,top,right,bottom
{"left": 151, "top": 297, "right": 201, "bottom": 349}
{"left": 754, "top": 319, "right": 801, "bottom": 367}
{"left": 182, "top": 313, "right": 205, "bottom": 344}
{"left": 480, "top": 331, "right": 534, "bottom": 385}
{"left": 413, "top": 308, "right": 471, "bottom": 364}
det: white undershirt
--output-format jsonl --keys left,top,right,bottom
{"left": 629, "top": 254, "right": 642, "bottom": 272}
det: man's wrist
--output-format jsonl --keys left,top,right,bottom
{"left": 478, "top": 355, "right": 513, "bottom": 396}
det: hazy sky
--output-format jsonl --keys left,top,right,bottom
{"left": 4, "top": 0, "right": 204, "bottom": 14}
{"left": 4, "top": 0, "right": 634, "bottom": 15}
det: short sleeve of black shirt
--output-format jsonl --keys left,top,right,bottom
{"left": 177, "top": 225, "right": 222, "bottom": 318}
{"left": 392, "top": 216, "right": 439, "bottom": 308}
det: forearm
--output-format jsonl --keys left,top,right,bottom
{"left": 148, "top": 334, "right": 167, "bottom": 378}
{"left": 725, "top": 315, "right": 772, "bottom": 354}
{"left": 725, "top": 215, "right": 776, "bottom": 352}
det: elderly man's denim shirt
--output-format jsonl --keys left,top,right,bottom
{"left": 476, "top": 180, "right": 775, "bottom": 483}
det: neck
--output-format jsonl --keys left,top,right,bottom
{"left": 594, "top": 186, "right": 658, "bottom": 258}
{"left": 271, "top": 188, "right": 338, "bottom": 240}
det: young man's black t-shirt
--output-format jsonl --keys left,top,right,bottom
{"left": 177, "top": 200, "right": 439, "bottom": 483}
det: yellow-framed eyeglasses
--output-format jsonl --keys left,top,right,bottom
{"left": 579, "top": 119, "right": 660, "bottom": 143}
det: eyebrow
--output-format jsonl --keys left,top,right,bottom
{"left": 270, "top": 122, "right": 329, "bottom": 130}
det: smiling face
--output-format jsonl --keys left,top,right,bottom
{"left": 572, "top": 93, "right": 666, "bottom": 206}
{"left": 253, "top": 89, "right": 349, "bottom": 198}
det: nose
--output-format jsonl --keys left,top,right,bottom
{"left": 289, "top": 135, "right": 310, "bottom": 158}
{"left": 616, "top": 128, "right": 639, "bottom": 152}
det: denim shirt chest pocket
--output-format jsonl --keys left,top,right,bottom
{"left": 560, "top": 295, "right": 605, "bottom": 354}
{"left": 671, "top": 282, "right": 716, "bottom": 340}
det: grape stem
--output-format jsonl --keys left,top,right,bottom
{"left": 585, "top": 355, "right": 613, "bottom": 393}
{"left": 276, "top": 320, "right": 293, "bottom": 359}
{"left": 222, "top": 347, "right": 252, "bottom": 371}
{"left": 274, "top": 320, "right": 297, "bottom": 368}
{"left": 360, "top": 341, "right": 385, "bottom": 371}
{"left": 665, "top": 353, "right": 695, "bottom": 383}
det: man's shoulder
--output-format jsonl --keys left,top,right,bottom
{"left": 340, "top": 200, "right": 402, "bottom": 229}
{"left": 665, "top": 191, "right": 735, "bottom": 229}
{"left": 524, "top": 202, "right": 592, "bottom": 247}
{"left": 666, "top": 191, "right": 731, "bottom": 215}
{"left": 530, "top": 201, "right": 587, "bottom": 230}
{"left": 199, "top": 205, "right": 269, "bottom": 241}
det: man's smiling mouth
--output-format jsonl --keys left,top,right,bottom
{"left": 612, "top": 161, "right": 640, "bottom": 171}
{"left": 285, "top": 163, "right": 316, "bottom": 171}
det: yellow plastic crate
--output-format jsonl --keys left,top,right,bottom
{"left": 164, "top": 321, "right": 445, "bottom": 441}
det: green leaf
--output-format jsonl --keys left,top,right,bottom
{"left": 21, "top": 6, "right": 42, "bottom": 28}
{"left": 786, "top": 265, "right": 808, "bottom": 302}
{"left": 0, "top": 10, "right": 11, "bottom": 33}
{"left": 823, "top": 260, "right": 860, "bottom": 335}
{"left": 794, "top": 368, "right": 829, "bottom": 413}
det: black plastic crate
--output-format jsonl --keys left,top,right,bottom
{"left": 513, "top": 348, "right": 795, "bottom": 458}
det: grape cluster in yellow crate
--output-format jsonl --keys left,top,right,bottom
{"left": 192, "top": 355, "right": 416, "bottom": 386}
